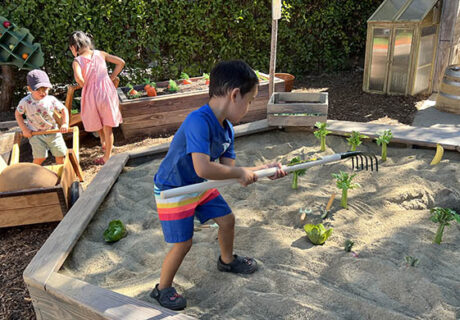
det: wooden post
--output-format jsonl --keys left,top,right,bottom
{"left": 0, "top": 66, "right": 15, "bottom": 112}
{"left": 269, "top": 0, "right": 281, "bottom": 97}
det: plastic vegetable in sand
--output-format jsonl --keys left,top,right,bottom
{"left": 313, "top": 122, "right": 331, "bottom": 152}
{"left": 202, "top": 73, "right": 210, "bottom": 85}
{"left": 332, "top": 171, "right": 360, "bottom": 209}
{"left": 430, "top": 144, "right": 444, "bottom": 165}
{"left": 430, "top": 207, "right": 460, "bottom": 244}
{"left": 405, "top": 256, "right": 419, "bottom": 267}
{"left": 304, "top": 223, "right": 333, "bottom": 245}
{"left": 103, "top": 219, "right": 127, "bottom": 243}
{"left": 288, "top": 157, "right": 307, "bottom": 190}
{"left": 180, "top": 72, "right": 192, "bottom": 85}
{"left": 375, "top": 129, "right": 392, "bottom": 161}
{"left": 347, "top": 131, "right": 368, "bottom": 151}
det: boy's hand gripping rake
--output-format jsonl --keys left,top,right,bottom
{"left": 160, "top": 151, "right": 377, "bottom": 199}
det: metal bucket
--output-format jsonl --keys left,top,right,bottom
{"left": 436, "top": 65, "right": 460, "bottom": 114}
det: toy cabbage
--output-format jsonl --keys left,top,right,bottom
{"left": 313, "top": 122, "right": 331, "bottom": 152}
{"left": 347, "top": 131, "right": 368, "bottom": 151}
{"left": 103, "top": 219, "right": 127, "bottom": 243}
{"left": 304, "top": 223, "right": 333, "bottom": 245}
{"left": 168, "top": 79, "right": 179, "bottom": 92}
{"left": 375, "top": 129, "right": 392, "bottom": 161}
{"left": 430, "top": 207, "right": 460, "bottom": 244}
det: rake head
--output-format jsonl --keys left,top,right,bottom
{"left": 340, "top": 151, "right": 378, "bottom": 172}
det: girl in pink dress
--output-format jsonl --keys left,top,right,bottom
{"left": 69, "top": 31, "right": 125, "bottom": 165}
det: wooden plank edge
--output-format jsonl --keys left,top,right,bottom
{"left": 326, "top": 120, "right": 460, "bottom": 151}
{"left": 45, "top": 272, "right": 196, "bottom": 320}
{"left": 0, "top": 186, "right": 62, "bottom": 198}
{"left": 23, "top": 153, "right": 129, "bottom": 290}
{"left": 128, "top": 119, "right": 277, "bottom": 159}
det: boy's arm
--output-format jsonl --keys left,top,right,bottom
{"left": 100, "top": 51, "right": 125, "bottom": 81}
{"left": 192, "top": 152, "right": 256, "bottom": 186}
{"left": 220, "top": 157, "right": 287, "bottom": 180}
{"left": 72, "top": 61, "right": 85, "bottom": 87}
{"left": 15, "top": 110, "right": 32, "bottom": 138}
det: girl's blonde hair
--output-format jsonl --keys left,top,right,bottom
{"left": 69, "top": 31, "right": 94, "bottom": 54}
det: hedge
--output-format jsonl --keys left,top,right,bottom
{"left": 1, "top": 0, "right": 380, "bottom": 87}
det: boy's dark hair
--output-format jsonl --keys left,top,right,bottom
{"left": 209, "top": 60, "right": 259, "bottom": 98}
{"left": 69, "top": 31, "right": 94, "bottom": 54}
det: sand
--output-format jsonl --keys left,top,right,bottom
{"left": 60, "top": 130, "right": 460, "bottom": 320}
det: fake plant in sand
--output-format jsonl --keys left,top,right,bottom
{"left": 375, "top": 129, "right": 392, "bottom": 161}
{"left": 313, "top": 122, "right": 331, "bottom": 152}
{"left": 430, "top": 207, "right": 459, "bottom": 244}
{"left": 347, "top": 131, "right": 368, "bottom": 151}
{"left": 304, "top": 223, "right": 333, "bottom": 245}
{"left": 288, "top": 157, "right": 307, "bottom": 190}
{"left": 103, "top": 220, "right": 128, "bottom": 243}
{"left": 332, "top": 171, "right": 360, "bottom": 209}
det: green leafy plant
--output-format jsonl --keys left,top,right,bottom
{"left": 168, "top": 79, "right": 179, "bottom": 92}
{"left": 375, "top": 129, "right": 392, "bottom": 161}
{"left": 405, "top": 255, "right": 419, "bottom": 267}
{"left": 347, "top": 131, "right": 368, "bottom": 151}
{"left": 202, "top": 73, "right": 210, "bottom": 84}
{"left": 344, "top": 239, "right": 354, "bottom": 252}
{"left": 288, "top": 157, "right": 307, "bottom": 190}
{"left": 304, "top": 223, "right": 333, "bottom": 245}
{"left": 332, "top": 171, "right": 360, "bottom": 209}
{"left": 103, "top": 220, "right": 127, "bottom": 243}
{"left": 313, "top": 121, "right": 331, "bottom": 152}
{"left": 430, "top": 207, "right": 460, "bottom": 244}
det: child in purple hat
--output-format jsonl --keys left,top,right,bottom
{"left": 15, "top": 69, "right": 69, "bottom": 165}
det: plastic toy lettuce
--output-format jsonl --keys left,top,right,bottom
{"left": 288, "top": 157, "right": 307, "bottom": 190}
{"left": 103, "top": 219, "right": 128, "bottom": 243}
{"left": 304, "top": 223, "right": 333, "bottom": 245}
{"left": 347, "top": 131, "right": 368, "bottom": 151}
{"left": 313, "top": 122, "right": 331, "bottom": 152}
{"left": 375, "top": 129, "right": 392, "bottom": 161}
{"left": 168, "top": 79, "right": 179, "bottom": 92}
{"left": 332, "top": 171, "right": 360, "bottom": 209}
{"left": 430, "top": 207, "right": 460, "bottom": 244}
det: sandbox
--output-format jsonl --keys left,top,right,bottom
{"left": 25, "top": 122, "right": 459, "bottom": 319}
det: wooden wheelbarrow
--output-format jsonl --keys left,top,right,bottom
{"left": 0, "top": 126, "right": 84, "bottom": 228}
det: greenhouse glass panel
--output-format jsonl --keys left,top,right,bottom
{"left": 389, "top": 29, "right": 413, "bottom": 93}
{"left": 398, "top": 0, "right": 438, "bottom": 21}
{"left": 418, "top": 26, "right": 437, "bottom": 66}
{"left": 369, "top": 0, "right": 408, "bottom": 21}
{"left": 413, "top": 65, "right": 431, "bottom": 93}
{"left": 369, "top": 28, "right": 391, "bottom": 91}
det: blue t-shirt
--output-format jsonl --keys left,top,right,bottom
{"left": 154, "top": 104, "right": 236, "bottom": 190}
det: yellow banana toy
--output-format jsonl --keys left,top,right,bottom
{"left": 430, "top": 144, "right": 444, "bottom": 165}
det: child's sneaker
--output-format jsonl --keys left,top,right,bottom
{"left": 217, "top": 254, "right": 258, "bottom": 274}
{"left": 150, "top": 284, "right": 186, "bottom": 310}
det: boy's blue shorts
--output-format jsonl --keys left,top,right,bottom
{"left": 154, "top": 185, "right": 231, "bottom": 243}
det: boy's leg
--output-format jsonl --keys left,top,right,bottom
{"left": 29, "top": 136, "right": 48, "bottom": 166}
{"left": 213, "top": 214, "right": 235, "bottom": 264}
{"left": 47, "top": 134, "right": 67, "bottom": 165}
{"left": 159, "top": 239, "right": 192, "bottom": 289}
{"left": 102, "top": 125, "right": 113, "bottom": 162}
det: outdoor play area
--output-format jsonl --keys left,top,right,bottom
{"left": 1, "top": 0, "right": 460, "bottom": 319}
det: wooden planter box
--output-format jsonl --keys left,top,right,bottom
{"left": 23, "top": 120, "right": 274, "bottom": 320}
{"left": 267, "top": 92, "right": 328, "bottom": 127}
{"left": 117, "top": 73, "right": 285, "bottom": 139}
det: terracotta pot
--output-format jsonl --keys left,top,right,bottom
{"left": 275, "top": 73, "right": 295, "bottom": 92}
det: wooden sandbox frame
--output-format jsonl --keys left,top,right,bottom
{"left": 23, "top": 119, "right": 460, "bottom": 319}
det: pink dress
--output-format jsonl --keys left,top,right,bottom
{"left": 75, "top": 50, "right": 122, "bottom": 132}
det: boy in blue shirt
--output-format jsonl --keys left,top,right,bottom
{"left": 152, "top": 60, "right": 286, "bottom": 310}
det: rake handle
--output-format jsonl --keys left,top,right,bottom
{"left": 160, "top": 153, "right": 342, "bottom": 199}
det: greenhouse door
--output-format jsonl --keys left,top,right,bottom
{"left": 368, "top": 28, "right": 391, "bottom": 92}
{"left": 387, "top": 28, "right": 413, "bottom": 95}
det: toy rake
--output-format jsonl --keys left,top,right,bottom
{"left": 160, "top": 151, "right": 378, "bottom": 199}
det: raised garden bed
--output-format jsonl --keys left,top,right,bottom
{"left": 24, "top": 120, "right": 460, "bottom": 319}
{"left": 117, "top": 73, "right": 285, "bottom": 139}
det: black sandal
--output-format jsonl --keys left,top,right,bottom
{"left": 217, "top": 254, "right": 258, "bottom": 274}
{"left": 150, "top": 284, "right": 186, "bottom": 310}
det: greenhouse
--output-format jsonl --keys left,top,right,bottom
{"left": 363, "top": 0, "right": 441, "bottom": 95}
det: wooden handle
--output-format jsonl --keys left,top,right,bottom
{"left": 31, "top": 127, "right": 76, "bottom": 136}
{"left": 325, "top": 193, "right": 336, "bottom": 211}
{"left": 160, "top": 153, "right": 342, "bottom": 199}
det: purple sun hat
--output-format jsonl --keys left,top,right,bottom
{"left": 27, "top": 69, "right": 52, "bottom": 91}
